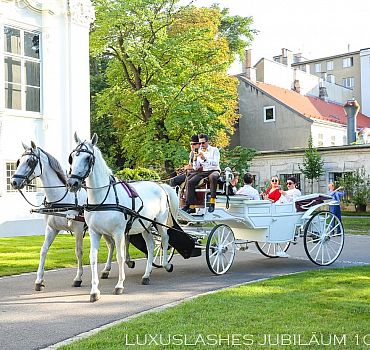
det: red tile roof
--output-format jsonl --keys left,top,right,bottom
{"left": 243, "top": 78, "right": 370, "bottom": 128}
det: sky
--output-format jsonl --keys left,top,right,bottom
{"left": 193, "top": 0, "right": 370, "bottom": 73}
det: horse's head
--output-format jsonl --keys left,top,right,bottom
{"left": 67, "top": 132, "right": 98, "bottom": 192}
{"left": 11, "top": 141, "right": 41, "bottom": 190}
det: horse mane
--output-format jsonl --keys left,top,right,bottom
{"left": 39, "top": 148, "right": 68, "bottom": 185}
{"left": 93, "top": 145, "right": 113, "bottom": 177}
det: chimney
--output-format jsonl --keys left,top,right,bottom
{"left": 244, "top": 49, "right": 252, "bottom": 70}
{"left": 243, "top": 49, "right": 256, "bottom": 81}
{"left": 281, "top": 48, "right": 293, "bottom": 66}
{"left": 319, "top": 78, "right": 328, "bottom": 101}
{"left": 344, "top": 99, "right": 360, "bottom": 144}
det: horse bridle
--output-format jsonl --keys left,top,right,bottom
{"left": 68, "top": 142, "right": 95, "bottom": 182}
{"left": 13, "top": 148, "right": 42, "bottom": 186}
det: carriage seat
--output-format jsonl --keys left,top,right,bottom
{"left": 195, "top": 175, "right": 226, "bottom": 195}
{"left": 295, "top": 194, "right": 332, "bottom": 212}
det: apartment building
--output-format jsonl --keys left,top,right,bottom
{"left": 292, "top": 48, "right": 370, "bottom": 115}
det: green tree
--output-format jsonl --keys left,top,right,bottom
{"left": 338, "top": 168, "right": 370, "bottom": 212}
{"left": 299, "top": 136, "right": 324, "bottom": 193}
{"left": 220, "top": 146, "right": 257, "bottom": 179}
{"left": 90, "top": 0, "right": 254, "bottom": 173}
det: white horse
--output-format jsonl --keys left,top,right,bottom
{"left": 67, "top": 133, "right": 178, "bottom": 302}
{"left": 11, "top": 141, "right": 115, "bottom": 291}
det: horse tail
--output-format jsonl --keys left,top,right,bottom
{"left": 159, "top": 183, "right": 179, "bottom": 227}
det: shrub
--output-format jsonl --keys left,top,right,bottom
{"left": 338, "top": 168, "right": 370, "bottom": 212}
{"left": 115, "top": 167, "right": 160, "bottom": 181}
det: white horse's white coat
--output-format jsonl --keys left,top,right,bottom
{"left": 12, "top": 143, "right": 115, "bottom": 290}
{"left": 67, "top": 134, "right": 179, "bottom": 301}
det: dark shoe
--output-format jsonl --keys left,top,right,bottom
{"left": 186, "top": 208, "right": 196, "bottom": 214}
{"left": 181, "top": 205, "right": 195, "bottom": 214}
{"left": 181, "top": 205, "right": 190, "bottom": 212}
{"left": 208, "top": 203, "right": 215, "bottom": 213}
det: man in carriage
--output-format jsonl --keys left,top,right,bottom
{"left": 181, "top": 133, "right": 220, "bottom": 213}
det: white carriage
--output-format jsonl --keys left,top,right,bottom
{"left": 177, "top": 193, "right": 345, "bottom": 275}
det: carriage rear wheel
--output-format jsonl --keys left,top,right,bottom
{"left": 206, "top": 224, "right": 236, "bottom": 275}
{"left": 303, "top": 210, "right": 344, "bottom": 266}
{"left": 255, "top": 242, "right": 291, "bottom": 258}
{"left": 152, "top": 235, "right": 175, "bottom": 268}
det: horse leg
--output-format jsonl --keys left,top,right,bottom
{"left": 72, "top": 231, "right": 84, "bottom": 287}
{"left": 89, "top": 231, "right": 102, "bottom": 302}
{"left": 157, "top": 226, "right": 173, "bottom": 272}
{"left": 140, "top": 231, "right": 155, "bottom": 285}
{"left": 100, "top": 234, "right": 115, "bottom": 279}
{"left": 124, "top": 237, "right": 135, "bottom": 269}
{"left": 35, "top": 226, "right": 58, "bottom": 291}
{"left": 113, "top": 233, "right": 125, "bottom": 295}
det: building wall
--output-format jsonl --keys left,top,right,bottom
{"left": 360, "top": 49, "right": 370, "bottom": 116}
{"left": 311, "top": 121, "right": 347, "bottom": 147}
{"left": 237, "top": 79, "right": 312, "bottom": 151}
{"left": 254, "top": 58, "right": 352, "bottom": 105}
{"left": 295, "top": 51, "right": 361, "bottom": 109}
{"left": 0, "top": 0, "right": 94, "bottom": 236}
{"left": 249, "top": 144, "right": 370, "bottom": 195}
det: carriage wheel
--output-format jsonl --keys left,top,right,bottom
{"left": 303, "top": 210, "right": 344, "bottom": 266}
{"left": 152, "top": 235, "right": 175, "bottom": 268}
{"left": 255, "top": 242, "right": 291, "bottom": 258}
{"left": 206, "top": 224, "right": 236, "bottom": 275}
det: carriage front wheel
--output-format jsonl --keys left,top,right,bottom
{"left": 303, "top": 210, "right": 344, "bottom": 266}
{"left": 206, "top": 224, "right": 236, "bottom": 275}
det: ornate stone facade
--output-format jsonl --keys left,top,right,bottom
{"left": 68, "top": 0, "right": 95, "bottom": 26}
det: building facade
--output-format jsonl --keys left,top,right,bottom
{"left": 292, "top": 49, "right": 370, "bottom": 116}
{"left": 0, "top": 0, "right": 94, "bottom": 236}
{"left": 236, "top": 75, "right": 370, "bottom": 151}
{"left": 249, "top": 144, "right": 370, "bottom": 199}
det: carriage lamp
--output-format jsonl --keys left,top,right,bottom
{"left": 344, "top": 98, "right": 360, "bottom": 144}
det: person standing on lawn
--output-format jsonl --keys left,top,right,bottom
{"left": 328, "top": 182, "right": 345, "bottom": 221}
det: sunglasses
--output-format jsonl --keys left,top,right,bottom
{"left": 287, "top": 182, "right": 294, "bottom": 185}
{"left": 200, "top": 141, "right": 207, "bottom": 144}
{"left": 271, "top": 179, "right": 278, "bottom": 183}
{"left": 190, "top": 142, "right": 200, "bottom": 145}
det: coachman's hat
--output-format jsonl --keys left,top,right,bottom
{"left": 190, "top": 135, "right": 199, "bottom": 143}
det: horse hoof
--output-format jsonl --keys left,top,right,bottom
{"left": 126, "top": 261, "right": 135, "bottom": 269}
{"left": 90, "top": 293, "right": 100, "bottom": 302}
{"left": 72, "top": 280, "right": 82, "bottom": 287}
{"left": 141, "top": 277, "right": 150, "bottom": 285}
{"left": 166, "top": 264, "right": 174, "bottom": 273}
{"left": 35, "top": 283, "right": 45, "bottom": 291}
{"left": 113, "top": 287, "right": 124, "bottom": 295}
{"left": 101, "top": 271, "right": 110, "bottom": 279}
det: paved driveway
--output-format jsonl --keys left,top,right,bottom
{"left": 0, "top": 235, "right": 369, "bottom": 350}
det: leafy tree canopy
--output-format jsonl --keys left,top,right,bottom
{"left": 90, "top": 0, "right": 255, "bottom": 173}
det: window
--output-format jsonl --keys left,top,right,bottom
{"left": 342, "top": 57, "right": 353, "bottom": 68}
{"left": 280, "top": 173, "right": 302, "bottom": 190}
{"left": 327, "top": 74, "right": 335, "bottom": 83}
{"left": 328, "top": 172, "right": 351, "bottom": 185}
{"left": 318, "top": 133, "right": 323, "bottom": 146}
{"left": 330, "top": 135, "right": 336, "bottom": 146}
{"left": 314, "top": 63, "right": 321, "bottom": 73}
{"left": 263, "top": 106, "right": 275, "bottom": 122}
{"left": 4, "top": 26, "right": 41, "bottom": 112}
{"left": 342, "top": 77, "right": 354, "bottom": 88}
{"left": 6, "top": 162, "right": 36, "bottom": 192}
{"left": 326, "top": 61, "right": 333, "bottom": 71}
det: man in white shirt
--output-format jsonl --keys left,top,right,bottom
{"left": 236, "top": 173, "right": 260, "bottom": 200}
{"left": 182, "top": 134, "right": 220, "bottom": 213}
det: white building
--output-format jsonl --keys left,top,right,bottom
{"left": 0, "top": 0, "right": 94, "bottom": 236}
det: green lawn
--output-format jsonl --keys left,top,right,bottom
{"left": 60, "top": 266, "right": 370, "bottom": 350}
{"left": 0, "top": 234, "right": 143, "bottom": 277}
{"left": 342, "top": 217, "right": 370, "bottom": 235}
